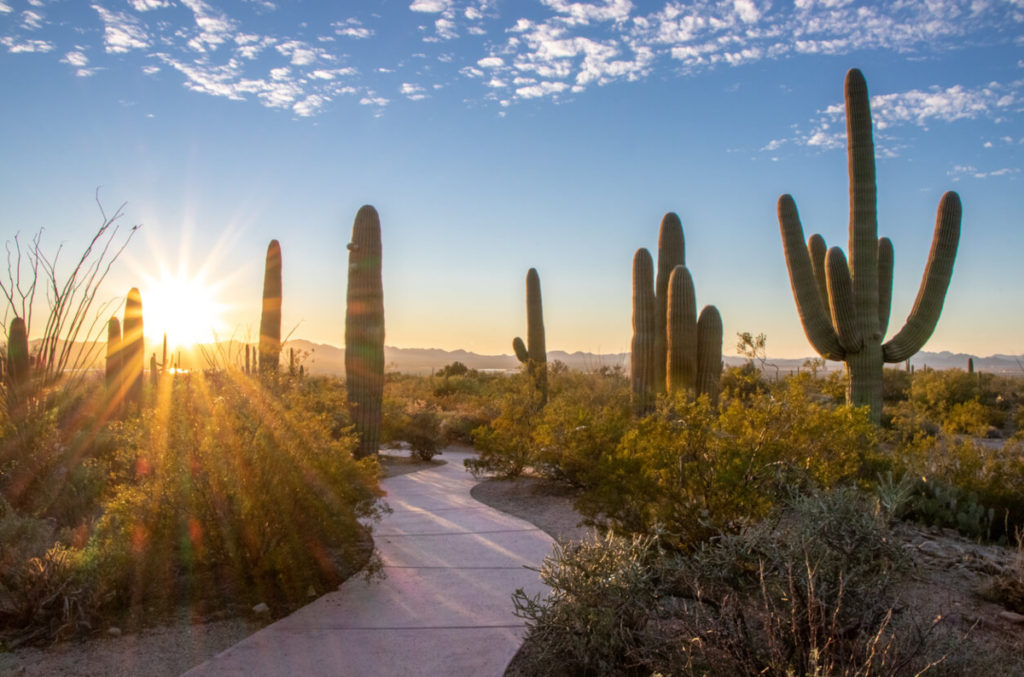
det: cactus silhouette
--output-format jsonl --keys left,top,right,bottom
{"left": 345, "top": 205, "right": 385, "bottom": 459}
{"left": 259, "top": 240, "right": 282, "bottom": 375}
{"left": 106, "top": 317, "right": 122, "bottom": 389}
{"left": 123, "top": 288, "right": 145, "bottom": 405}
{"left": 778, "top": 68, "right": 961, "bottom": 422}
{"left": 6, "top": 317, "right": 29, "bottom": 393}
{"left": 665, "top": 265, "right": 723, "bottom": 405}
{"left": 512, "top": 268, "right": 547, "bottom": 405}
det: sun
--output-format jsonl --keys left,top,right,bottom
{"left": 141, "top": 274, "right": 227, "bottom": 349}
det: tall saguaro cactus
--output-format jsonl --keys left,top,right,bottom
{"left": 345, "top": 205, "right": 385, "bottom": 459}
{"left": 106, "top": 317, "right": 122, "bottom": 389}
{"left": 654, "top": 213, "right": 684, "bottom": 393}
{"left": 631, "top": 249, "right": 656, "bottom": 416}
{"left": 512, "top": 267, "right": 548, "bottom": 405}
{"left": 122, "top": 288, "right": 145, "bottom": 405}
{"left": 778, "top": 68, "right": 961, "bottom": 423}
{"left": 259, "top": 240, "right": 282, "bottom": 375}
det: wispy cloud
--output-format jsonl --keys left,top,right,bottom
{"left": 61, "top": 49, "right": 97, "bottom": 77}
{"left": 333, "top": 18, "right": 374, "bottom": 39}
{"left": 1, "top": 36, "right": 53, "bottom": 53}
{"left": 947, "top": 164, "right": 1021, "bottom": 180}
{"left": 92, "top": 4, "right": 150, "bottom": 53}
{"left": 400, "top": 82, "right": 427, "bottom": 100}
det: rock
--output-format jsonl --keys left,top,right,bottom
{"left": 252, "top": 602, "right": 270, "bottom": 615}
{"left": 107, "top": 627, "right": 122, "bottom": 637}
{"left": 998, "top": 610, "right": 1024, "bottom": 624}
{"left": 918, "top": 540, "right": 946, "bottom": 557}
{"left": 307, "top": 585, "right": 317, "bottom": 598}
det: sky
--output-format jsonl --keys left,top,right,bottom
{"left": 0, "top": 0, "right": 1022, "bottom": 360}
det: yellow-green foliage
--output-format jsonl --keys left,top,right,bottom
{"left": 89, "top": 372, "right": 383, "bottom": 612}
{"left": 578, "top": 382, "right": 874, "bottom": 550}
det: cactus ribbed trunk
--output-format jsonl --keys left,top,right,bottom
{"left": 123, "top": 288, "right": 144, "bottom": 406}
{"left": 666, "top": 265, "right": 697, "bottom": 394}
{"left": 777, "top": 68, "right": 961, "bottom": 424}
{"left": 345, "top": 205, "right": 385, "bottom": 459}
{"left": 631, "top": 249, "right": 655, "bottom": 417}
{"left": 696, "top": 306, "right": 723, "bottom": 407}
{"left": 513, "top": 268, "right": 547, "bottom": 406}
{"left": 106, "top": 317, "right": 122, "bottom": 389}
{"left": 259, "top": 240, "right": 282, "bottom": 375}
{"left": 654, "top": 214, "right": 685, "bottom": 394}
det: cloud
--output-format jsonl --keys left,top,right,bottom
{"left": 275, "top": 40, "right": 330, "bottom": 66}
{"left": 947, "top": 164, "right": 1021, "bottom": 179}
{"left": 92, "top": 4, "right": 150, "bottom": 53}
{"left": 61, "top": 49, "right": 98, "bottom": 76}
{"left": 410, "top": 0, "right": 450, "bottom": 12}
{"left": 128, "top": 0, "right": 171, "bottom": 9}
{"left": 400, "top": 82, "right": 427, "bottom": 100}
{"left": 360, "top": 95, "right": 390, "bottom": 106}
{"left": 334, "top": 18, "right": 374, "bottom": 39}
{"left": 21, "top": 9, "right": 43, "bottom": 30}
{"left": 0, "top": 2, "right": 12, "bottom": 13}
{"left": 180, "top": 0, "right": 237, "bottom": 52}
{"left": 1, "top": 36, "right": 53, "bottom": 53}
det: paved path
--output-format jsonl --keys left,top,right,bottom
{"left": 183, "top": 449, "right": 553, "bottom": 676}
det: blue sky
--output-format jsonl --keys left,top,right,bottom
{"left": 1, "top": 0, "right": 1021, "bottom": 359}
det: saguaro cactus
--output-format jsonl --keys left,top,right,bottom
{"left": 6, "top": 317, "right": 29, "bottom": 393}
{"left": 631, "top": 249, "right": 656, "bottom": 416}
{"left": 512, "top": 268, "right": 548, "bottom": 405}
{"left": 665, "top": 265, "right": 723, "bottom": 406}
{"left": 259, "top": 240, "right": 282, "bottom": 375}
{"left": 778, "top": 68, "right": 961, "bottom": 423}
{"left": 345, "top": 205, "right": 385, "bottom": 459}
{"left": 123, "top": 288, "right": 145, "bottom": 405}
{"left": 106, "top": 317, "right": 122, "bottom": 389}
{"left": 654, "top": 214, "right": 684, "bottom": 393}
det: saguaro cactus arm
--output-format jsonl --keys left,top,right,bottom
{"left": 778, "top": 196, "right": 845, "bottom": 361}
{"left": 512, "top": 337, "right": 529, "bottom": 363}
{"left": 654, "top": 213, "right": 684, "bottom": 392}
{"left": 808, "top": 234, "right": 829, "bottom": 308}
{"left": 882, "top": 191, "right": 962, "bottom": 363}
{"left": 695, "top": 305, "right": 723, "bottom": 406}
{"left": 825, "top": 247, "right": 861, "bottom": 353}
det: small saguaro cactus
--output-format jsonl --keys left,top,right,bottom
{"left": 512, "top": 268, "right": 548, "bottom": 405}
{"left": 259, "top": 240, "right": 283, "bottom": 375}
{"left": 106, "top": 317, "right": 121, "bottom": 389}
{"left": 968, "top": 357, "right": 974, "bottom": 374}
{"left": 345, "top": 205, "right": 385, "bottom": 459}
{"left": 777, "top": 68, "right": 961, "bottom": 423}
{"left": 6, "top": 317, "right": 30, "bottom": 393}
{"left": 122, "top": 288, "right": 145, "bottom": 405}
{"left": 665, "top": 265, "right": 723, "bottom": 406}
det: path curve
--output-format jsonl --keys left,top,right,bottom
{"left": 183, "top": 448, "right": 553, "bottom": 677}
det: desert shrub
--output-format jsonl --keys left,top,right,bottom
{"left": 402, "top": 409, "right": 444, "bottom": 461}
{"left": 512, "top": 489, "right": 940, "bottom": 677}
{"left": 84, "top": 372, "right": 384, "bottom": 618}
{"left": 577, "top": 383, "right": 874, "bottom": 550}
{"left": 467, "top": 374, "right": 542, "bottom": 477}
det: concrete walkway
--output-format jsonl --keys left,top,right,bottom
{"left": 183, "top": 448, "right": 554, "bottom": 676}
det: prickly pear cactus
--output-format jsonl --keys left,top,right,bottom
{"left": 345, "top": 205, "right": 385, "bottom": 459}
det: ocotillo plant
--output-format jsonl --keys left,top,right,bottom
{"left": 631, "top": 249, "right": 656, "bottom": 416}
{"left": 654, "top": 213, "right": 684, "bottom": 393}
{"left": 123, "top": 288, "right": 145, "bottom": 405}
{"left": 665, "top": 265, "right": 723, "bottom": 406}
{"left": 345, "top": 205, "right": 385, "bottom": 459}
{"left": 512, "top": 268, "right": 548, "bottom": 405}
{"left": 778, "top": 68, "right": 961, "bottom": 423}
{"left": 259, "top": 240, "right": 282, "bottom": 375}
{"left": 106, "top": 317, "right": 121, "bottom": 389}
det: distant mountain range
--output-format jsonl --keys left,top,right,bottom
{"left": 24, "top": 338, "right": 1024, "bottom": 377}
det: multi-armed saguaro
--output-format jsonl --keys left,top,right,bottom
{"left": 632, "top": 213, "right": 723, "bottom": 416}
{"left": 259, "top": 240, "right": 282, "bottom": 375}
{"left": 778, "top": 68, "right": 961, "bottom": 423}
{"left": 345, "top": 205, "right": 385, "bottom": 459}
{"left": 512, "top": 268, "right": 547, "bottom": 405}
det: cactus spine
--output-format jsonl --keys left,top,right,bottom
{"left": 259, "top": 240, "right": 282, "bottom": 375}
{"left": 345, "top": 205, "right": 385, "bottom": 459}
{"left": 632, "top": 214, "right": 723, "bottom": 415}
{"left": 106, "top": 317, "right": 121, "bottom": 388}
{"left": 777, "top": 68, "right": 961, "bottom": 423}
{"left": 512, "top": 268, "right": 547, "bottom": 405}
{"left": 123, "top": 288, "right": 145, "bottom": 405}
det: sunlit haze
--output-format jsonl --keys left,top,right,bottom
{"left": 2, "top": 1, "right": 1021, "bottom": 359}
